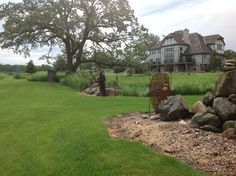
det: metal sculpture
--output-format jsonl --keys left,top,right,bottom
{"left": 150, "top": 73, "right": 171, "bottom": 114}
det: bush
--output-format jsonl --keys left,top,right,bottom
{"left": 127, "top": 68, "right": 135, "bottom": 76}
{"left": 27, "top": 72, "right": 48, "bottom": 81}
{"left": 114, "top": 66, "right": 126, "bottom": 73}
{"left": 60, "top": 73, "right": 91, "bottom": 90}
{"left": 27, "top": 71, "right": 65, "bottom": 82}
{"left": 14, "top": 73, "right": 30, "bottom": 79}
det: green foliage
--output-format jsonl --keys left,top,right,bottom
{"left": 59, "top": 72, "right": 219, "bottom": 96}
{"left": 127, "top": 68, "right": 135, "bottom": 76}
{"left": 0, "top": 64, "right": 25, "bottom": 73}
{"left": 0, "top": 72, "right": 7, "bottom": 79}
{"left": 209, "top": 52, "right": 222, "bottom": 71}
{"left": 0, "top": 77, "right": 206, "bottom": 176}
{"left": 27, "top": 71, "right": 65, "bottom": 82}
{"left": 60, "top": 73, "right": 91, "bottom": 90}
{"left": 25, "top": 60, "right": 37, "bottom": 73}
{"left": 37, "top": 64, "right": 53, "bottom": 71}
{"left": 0, "top": 0, "right": 148, "bottom": 73}
{"left": 14, "top": 72, "right": 30, "bottom": 79}
{"left": 53, "top": 55, "right": 68, "bottom": 72}
{"left": 224, "top": 49, "right": 236, "bottom": 59}
{"left": 114, "top": 66, "right": 126, "bottom": 73}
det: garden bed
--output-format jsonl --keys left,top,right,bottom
{"left": 107, "top": 112, "right": 236, "bottom": 176}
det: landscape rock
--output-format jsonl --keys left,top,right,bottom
{"left": 191, "top": 101, "right": 207, "bottom": 114}
{"left": 191, "top": 113, "right": 222, "bottom": 132}
{"left": 222, "top": 128, "right": 236, "bottom": 139}
{"left": 200, "top": 125, "right": 222, "bottom": 133}
{"left": 223, "top": 65, "right": 235, "bottom": 72}
{"left": 141, "top": 114, "right": 149, "bottom": 119}
{"left": 203, "top": 92, "right": 215, "bottom": 106}
{"left": 223, "top": 121, "right": 236, "bottom": 131}
{"left": 158, "top": 95, "right": 190, "bottom": 121}
{"left": 150, "top": 114, "right": 160, "bottom": 120}
{"left": 206, "top": 107, "right": 216, "bottom": 114}
{"left": 83, "top": 83, "right": 118, "bottom": 96}
{"left": 228, "top": 94, "right": 236, "bottom": 104}
{"left": 213, "top": 97, "right": 236, "bottom": 121}
{"left": 215, "top": 70, "right": 236, "bottom": 97}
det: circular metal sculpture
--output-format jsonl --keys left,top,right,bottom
{"left": 150, "top": 73, "right": 171, "bottom": 114}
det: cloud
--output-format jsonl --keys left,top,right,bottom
{"left": 140, "top": 0, "right": 205, "bottom": 17}
{"left": 128, "top": 0, "right": 236, "bottom": 50}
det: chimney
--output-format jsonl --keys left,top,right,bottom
{"left": 183, "top": 29, "right": 190, "bottom": 44}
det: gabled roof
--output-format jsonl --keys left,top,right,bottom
{"left": 150, "top": 30, "right": 188, "bottom": 50}
{"left": 204, "top": 34, "right": 225, "bottom": 45}
{"left": 184, "top": 33, "right": 213, "bottom": 55}
{"left": 150, "top": 39, "right": 163, "bottom": 50}
{"left": 165, "top": 30, "right": 187, "bottom": 45}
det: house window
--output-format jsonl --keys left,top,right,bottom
{"left": 217, "top": 44, "right": 222, "bottom": 50}
{"left": 180, "top": 47, "right": 183, "bottom": 52}
{"left": 151, "top": 50, "right": 156, "bottom": 54}
{"left": 164, "top": 47, "right": 174, "bottom": 64}
{"left": 156, "top": 58, "right": 161, "bottom": 64}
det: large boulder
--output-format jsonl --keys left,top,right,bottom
{"left": 215, "top": 70, "right": 236, "bottom": 97}
{"left": 222, "top": 128, "right": 236, "bottom": 139}
{"left": 228, "top": 94, "right": 236, "bottom": 104}
{"left": 158, "top": 95, "right": 190, "bottom": 121}
{"left": 191, "top": 113, "right": 222, "bottom": 132}
{"left": 203, "top": 92, "right": 215, "bottom": 107}
{"left": 213, "top": 97, "right": 236, "bottom": 121}
{"left": 191, "top": 101, "right": 207, "bottom": 114}
{"left": 223, "top": 121, "right": 236, "bottom": 131}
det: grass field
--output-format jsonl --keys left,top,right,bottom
{"left": 17, "top": 71, "right": 220, "bottom": 96}
{"left": 0, "top": 75, "right": 207, "bottom": 176}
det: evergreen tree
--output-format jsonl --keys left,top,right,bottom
{"left": 25, "top": 60, "right": 37, "bottom": 73}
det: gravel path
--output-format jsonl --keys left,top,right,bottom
{"left": 107, "top": 112, "right": 236, "bottom": 176}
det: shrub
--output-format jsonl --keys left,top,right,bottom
{"left": 14, "top": 73, "right": 30, "bottom": 79}
{"left": 27, "top": 72, "right": 48, "bottom": 81}
{"left": 114, "top": 66, "right": 126, "bottom": 73}
{"left": 60, "top": 73, "right": 91, "bottom": 90}
{"left": 127, "top": 68, "right": 135, "bottom": 76}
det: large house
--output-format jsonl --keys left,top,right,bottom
{"left": 146, "top": 29, "right": 225, "bottom": 72}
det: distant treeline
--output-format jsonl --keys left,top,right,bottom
{"left": 0, "top": 64, "right": 52, "bottom": 73}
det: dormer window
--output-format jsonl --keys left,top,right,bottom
{"left": 151, "top": 50, "right": 156, "bottom": 54}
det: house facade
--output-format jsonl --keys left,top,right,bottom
{"left": 146, "top": 29, "right": 225, "bottom": 72}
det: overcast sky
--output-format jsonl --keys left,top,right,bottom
{"left": 0, "top": 0, "right": 236, "bottom": 65}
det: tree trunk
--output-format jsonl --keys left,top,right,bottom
{"left": 98, "top": 70, "right": 107, "bottom": 96}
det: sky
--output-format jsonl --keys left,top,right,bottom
{"left": 0, "top": 0, "right": 236, "bottom": 65}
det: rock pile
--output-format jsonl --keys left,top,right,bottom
{"left": 191, "top": 61, "right": 236, "bottom": 139}
{"left": 158, "top": 95, "right": 190, "bottom": 121}
{"left": 84, "top": 83, "right": 118, "bottom": 96}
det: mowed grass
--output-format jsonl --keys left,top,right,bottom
{"left": 0, "top": 75, "right": 206, "bottom": 176}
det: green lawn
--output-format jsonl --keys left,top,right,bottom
{"left": 0, "top": 75, "right": 206, "bottom": 176}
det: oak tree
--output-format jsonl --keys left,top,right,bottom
{"left": 0, "top": 0, "right": 148, "bottom": 73}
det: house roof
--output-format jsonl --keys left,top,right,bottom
{"left": 165, "top": 30, "right": 187, "bottom": 45}
{"left": 184, "top": 33, "right": 213, "bottom": 55}
{"left": 149, "top": 29, "right": 225, "bottom": 55}
{"left": 150, "top": 40, "right": 163, "bottom": 50}
{"left": 204, "top": 34, "right": 225, "bottom": 45}
{"left": 150, "top": 30, "right": 187, "bottom": 50}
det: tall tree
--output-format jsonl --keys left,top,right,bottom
{"left": 0, "top": 0, "right": 148, "bottom": 73}
{"left": 25, "top": 60, "right": 37, "bottom": 73}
